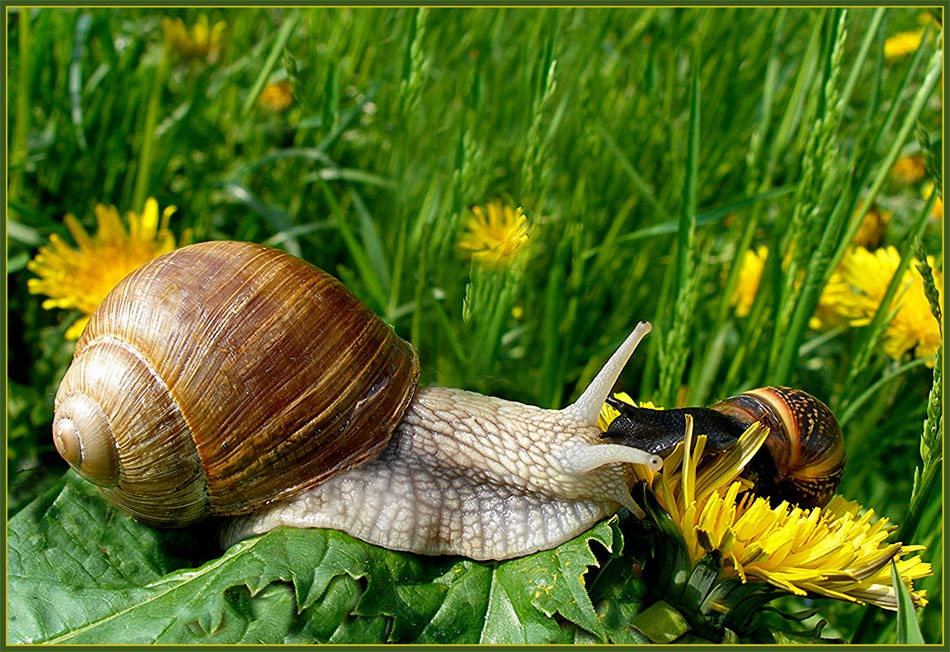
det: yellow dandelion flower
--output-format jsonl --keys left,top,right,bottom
{"left": 811, "top": 204, "right": 891, "bottom": 330}
{"left": 818, "top": 246, "right": 943, "bottom": 364}
{"left": 259, "top": 80, "right": 294, "bottom": 112}
{"left": 599, "top": 399, "right": 931, "bottom": 610}
{"left": 918, "top": 10, "right": 940, "bottom": 27}
{"left": 884, "top": 30, "right": 924, "bottom": 60}
{"left": 730, "top": 245, "right": 768, "bottom": 318}
{"left": 890, "top": 153, "right": 927, "bottom": 185}
{"left": 457, "top": 201, "right": 529, "bottom": 268}
{"left": 162, "top": 15, "right": 226, "bottom": 64}
{"left": 27, "top": 198, "right": 187, "bottom": 339}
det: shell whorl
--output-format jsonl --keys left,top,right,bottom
{"left": 53, "top": 392, "right": 118, "bottom": 487}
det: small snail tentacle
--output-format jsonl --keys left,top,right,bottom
{"left": 563, "top": 443, "right": 662, "bottom": 475}
{"left": 564, "top": 321, "right": 653, "bottom": 425}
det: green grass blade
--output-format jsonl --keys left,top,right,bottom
{"left": 892, "top": 561, "right": 925, "bottom": 644}
{"left": 315, "top": 179, "right": 388, "bottom": 311}
{"left": 839, "top": 7, "right": 885, "bottom": 110}
{"left": 901, "top": 343, "right": 942, "bottom": 544}
{"left": 585, "top": 186, "right": 795, "bottom": 252}
{"left": 10, "top": 8, "right": 32, "bottom": 205}
{"left": 131, "top": 47, "right": 169, "bottom": 212}
{"left": 765, "top": 11, "right": 823, "bottom": 179}
{"left": 240, "top": 11, "right": 299, "bottom": 119}
{"left": 837, "top": 45, "right": 942, "bottom": 260}
{"left": 657, "top": 57, "right": 700, "bottom": 407}
{"left": 596, "top": 122, "right": 669, "bottom": 221}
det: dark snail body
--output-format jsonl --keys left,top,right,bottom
{"left": 602, "top": 396, "right": 744, "bottom": 456}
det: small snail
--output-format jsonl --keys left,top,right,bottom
{"left": 52, "top": 240, "right": 663, "bottom": 561}
{"left": 602, "top": 386, "right": 846, "bottom": 509}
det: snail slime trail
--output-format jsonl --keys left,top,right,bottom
{"left": 51, "top": 240, "right": 844, "bottom": 560}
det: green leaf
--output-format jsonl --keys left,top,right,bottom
{"left": 482, "top": 516, "right": 618, "bottom": 643}
{"left": 590, "top": 558, "right": 651, "bottom": 644}
{"left": 631, "top": 600, "right": 690, "bottom": 643}
{"left": 10, "top": 472, "right": 626, "bottom": 644}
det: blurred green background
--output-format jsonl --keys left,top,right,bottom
{"left": 7, "top": 6, "right": 943, "bottom": 643}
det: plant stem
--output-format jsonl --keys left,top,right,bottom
{"left": 10, "top": 9, "right": 32, "bottom": 207}
{"left": 132, "top": 47, "right": 170, "bottom": 212}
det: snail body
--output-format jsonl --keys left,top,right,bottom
{"left": 53, "top": 240, "right": 661, "bottom": 560}
{"left": 224, "top": 386, "right": 647, "bottom": 558}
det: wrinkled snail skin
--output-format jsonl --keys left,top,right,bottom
{"left": 52, "top": 240, "right": 662, "bottom": 561}
{"left": 224, "top": 386, "right": 649, "bottom": 560}
{"left": 226, "top": 325, "right": 668, "bottom": 560}
{"left": 603, "top": 386, "right": 846, "bottom": 509}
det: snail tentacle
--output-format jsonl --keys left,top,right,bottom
{"left": 564, "top": 321, "right": 652, "bottom": 426}
{"left": 563, "top": 442, "right": 662, "bottom": 474}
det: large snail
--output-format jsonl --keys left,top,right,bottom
{"left": 52, "top": 240, "right": 845, "bottom": 561}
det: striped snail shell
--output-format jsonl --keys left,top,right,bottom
{"left": 53, "top": 241, "right": 419, "bottom": 526}
{"left": 710, "top": 386, "right": 846, "bottom": 509}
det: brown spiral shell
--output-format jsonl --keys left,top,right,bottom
{"left": 710, "top": 386, "right": 846, "bottom": 508}
{"left": 52, "top": 241, "right": 420, "bottom": 526}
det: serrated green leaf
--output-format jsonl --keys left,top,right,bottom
{"left": 484, "top": 518, "right": 617, "bottom": 643}
{"left": 418, "top": 561, "right": 492, "bottom": 643}
{"left": 10, "top": 472, "right": 630, "bottom": 645}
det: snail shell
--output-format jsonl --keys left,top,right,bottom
{"left": 52, "top": 241, "right": 420, "bottom": 526}
{"left": 710, "top": 386, "right": 846, "bottom": 509}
